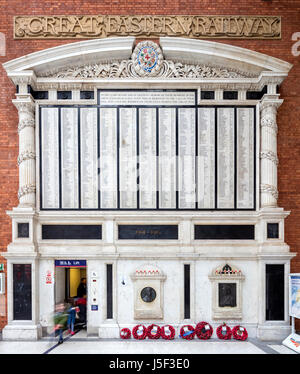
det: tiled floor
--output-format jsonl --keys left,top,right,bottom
{"left": 0, "top": 329, "right": 297, "bottom": 355}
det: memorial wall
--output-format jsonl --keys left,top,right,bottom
{"left": 40, "top": 90, "right": 255, "bottom": 211}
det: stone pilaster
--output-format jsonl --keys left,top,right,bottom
{"left": 13, "top": 96, "right": 36, "bottom": 207}
{"left": 260, "top": 94, "right": 283, "bottom": 208}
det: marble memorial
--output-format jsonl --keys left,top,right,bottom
{"left": 1, "top": 37, "right": 295, "bottom": 342}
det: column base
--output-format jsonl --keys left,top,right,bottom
{"left": 2, "top": 323, "right": 42, "bottom": 341}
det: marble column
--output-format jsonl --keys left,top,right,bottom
{"left": 260, "top": 94, "right": 283, "bottom": 208}
{"left": 13, "top": 96, "right": 36, "bottom": 207}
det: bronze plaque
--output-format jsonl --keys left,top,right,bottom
{"left": 14, "top": 15, "right": 281, "bottom": 40}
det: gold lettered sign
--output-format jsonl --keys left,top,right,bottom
{"left": 14, "top": 15, "right": 281, "bottom": 39}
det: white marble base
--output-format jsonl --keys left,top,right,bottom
{"left": 99, "top": 323, "right": 121, "bottom": 339}
{"left": 257, "top": 324, "right": 291, "bottom": 341}
{"left": 2, "top": 323, "right": 42, "bottom": 341}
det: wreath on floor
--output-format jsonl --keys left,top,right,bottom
{"left": 120, "top": 328, "right": 131, "bottom": 339}
{"left": 147, "top": 324, "right": 161, "bottom": 339}
{"left": 232, "top": 325, "right": 248, "bottom": 341}
{"left": 132, "top": 324, "right": 147, "bottom": 340}
{"left": 179, "top": 325, "right": 195, "bottom": 340}
{"left": 161, "top": 325, "right": 176, "bottom": 340}
{"left": 195, "top": 321, "right": 213, "bottom": 340}
{"left": 216, "top": 323, "right": 232, "bottom": 340}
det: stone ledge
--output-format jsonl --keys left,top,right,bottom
{"left": 2, "top": 324, "right": 42, "bottom": 341}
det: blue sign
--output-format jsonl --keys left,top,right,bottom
{"left": 91, "top": 305, "right": 98, "bottom": 311}
{"left": 55, "top": 260, "right": 86, "bottom": 267}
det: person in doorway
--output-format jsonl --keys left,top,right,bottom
{"left": 54, "top": 303, "right": 68, "bottom": 344}
{"left": 75, "top": 295, "right": 87, "bottom": 328}
{"left": 67, "top": 300, "right": 79, "bottom": 335}
{"left": 77, "top": 277, "right": 87, "bottom": 298}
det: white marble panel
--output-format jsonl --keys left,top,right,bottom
{"left": 99, "top": 108, "right": 117, "bottom": 208}
{"left": 198, "top": 108, "right": 215, "bottom": 209}
{"left": 80, "top": 108, "right": 98, "bottom": 209}
{"left": 41, "top": 107, "right": 59, "bottom": 209}
{"left": 139, "top": 108, "right": 157, "bottom": 209}
{"left": 237, "top": 108, "right": 254, "bottom": 209}
{"left": 61, "top": 108, "right": 79, "bottom": 208}
{"left": 158, "top": 108, "right": 176, "bottom": 209}
{"left": 217, "top": 108, "right": 234, "bottom": 209}
{"left": 119, "top": 108, "right": 137, "bottom": 209}
{"left": 178, "top": 108, "right": 196, "bottom": 209}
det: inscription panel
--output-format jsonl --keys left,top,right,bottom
{"left": 119, "top": 108, "right": 137, "bottom": 208}
{"left": 178, "top": 108, "right": 196, "bottom": 209}
{"left": 100, "top": 91, "right": 195, "bottom": 106}
{"left": 80, "top": 108, "right": 98, "bottom": 209}
{"left": 139, "top": 108, "right": 157, "bottom": 209}
{"left": 40, "top": 92, "right": 255, "bottom": 211}
{"left": 198, "top": 107, "right": 215, "bottom": 208}
{"left": 100, "top": 108, "right": 118, "bottom": 208}
{"left": 14, "top": 15, "right": 281, "bottom": 40}
{"left": 159, "top": 108, "right": 176, "bottom": 209}
{"left": 61, "top": 107, "right": 79, "bottom": 208}
{"left": 217, "top": 108, "right": 235, "bottom": 209}
{"left": 237, "top": 108, "right": 254, "bottom": 208}
{"left": 41, "top": 107, "right": 59, "bottom": 209}
{"left": 118, "top": 225, "right": 178, "bottom": 240}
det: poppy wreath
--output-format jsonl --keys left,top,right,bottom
{"left": 232, "top": 325, "right": 248, "bottom": 341}
{"left": 179, "top": 325, "right": 195, "bottom": 340}
{"left": 161, "top": 325, "right": 176, "bottom": 340}
{"left": 195, "top": 321, "right": 213, "bottom": 340}
{"left": 120, "top": 328, "right": 131, "bottom": 339}
{"left": 132, "top": 324, "right": 147, "bottom": 340}
{"left": 216, "top": 323, "right": 232, "bottom": 340}
{"left": 146, "top": 324, "right": 161, "bottom": 339}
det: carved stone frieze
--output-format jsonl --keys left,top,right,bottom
{"left": 40, "top": 40, "right": 255, "bottom": 80}
{"left": 42, "top": 59, "right": 253, "bottom": 80}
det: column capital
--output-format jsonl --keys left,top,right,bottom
{"left": 12, "top": 96, "right": 35, "bottom": 114}
{"left": 260, "top": 94, "right": 283, "bottom": 112}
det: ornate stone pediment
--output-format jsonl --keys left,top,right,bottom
{"left": 40, "top": 40, "right": 255, "bottom": 79}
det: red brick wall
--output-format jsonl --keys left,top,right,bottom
{"left": 0, "top": 0, "right": 299, "bottom": 330}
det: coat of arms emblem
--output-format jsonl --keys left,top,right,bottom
{"left": 132, "top": 41, "right": 163, "bottom": 77}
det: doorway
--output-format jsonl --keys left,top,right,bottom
{"left": 54, "top": 262, "right": 87, "bottom": 334}
{"left": 55, "top": 267, "right": 87, "bottom": 303}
